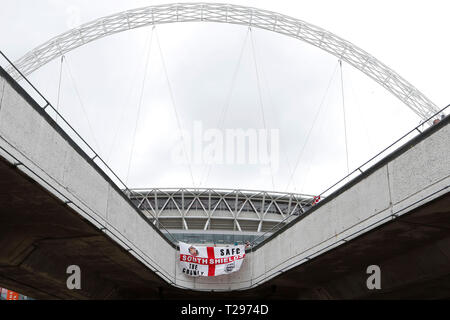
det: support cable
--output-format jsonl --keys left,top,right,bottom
{"left": 285, "top": 61, "right": 340, "bottom": 191}
{"left": 340, "top": 60, "right": 350, "bottom": 176}
{"left": 298, "top": 101, "right": 332, "bottom": 194}
{"left": 256, "top": 43, "right": 295, "bottom": 192}
{"left": 199, "top": 28, "right": 251, "bottom": 187}
{"left": 125, "top": 27, "right": 155, "bottom": 185}
{"left": 346, "top": 66, "right": 374, "bottom": 156}
{"left": 56, "top": 55, "right": 65, "bottom": 123}
{"left": 154, "top": 27, "right": 196, "bottom": 188}
{"left": 64, "top": 57, "right": 103, "bottom": 155}
{"left": 107, "top": 28, "right": 154, "bottom": 164}
{"left": 250, "top": 28, "right": 276, "bottom": 191}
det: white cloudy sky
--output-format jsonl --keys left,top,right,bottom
{"left": 0, "top": 0, "right": 448, "bottom": 195}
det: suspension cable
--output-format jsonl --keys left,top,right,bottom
{"left": 125, "top": 27, "right": 155, "bottom": 185}
{"left": 106, "top": 28, "right": 154, "bottom": 164}
{"left": 154, "top": 27, "right": 196, "bottom": 188}
{"left": 56, "top": 55, "right": 65, "bottom": 123}
{"left": 199, "top": 28, "right": 251, "bottom": 188}
{"left": 285, "top": 61, "right": 340, "bottom": 191}
{"left": 339, "top": 60, "right": 350, "bottom": 176}
{"left": 250, "top": 28, "right": 276, "bottom": 191}
{"left": 346, "top": 65, "right": 374, "bottom": 156}
{"left": 298, "top": 96, "right": 333, "bottom": 194}
{"left": 64, "top": 57, "right": 103, "bottom": 156}
{"left": 256, "top": 43, "right": 295, "bottom": 191}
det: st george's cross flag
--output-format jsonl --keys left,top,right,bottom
{"left": 179, "top": 242, "right": 246, "bottom": 277}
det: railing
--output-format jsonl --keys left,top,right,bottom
{"left": 0, "top": 49, "right": 316, "bottom": 249}
{"left": 1, "top": 49, "right": 448, "bottom": 252}
{"left": 249, "top": 103, "right": 449, "bottom": 248}
{"left": 129, "top": 187, "right": 316, "bottom": 198}
{"left": 0, "top": 50, "right": 180, "bottom": 244}
{"left": 315, "top": 105, "right": 448, "bottom": 200}
{"left": 128, "top": 187, "right": 315, "bottom": 215}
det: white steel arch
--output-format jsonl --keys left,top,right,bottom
{"left": 9, "top": 2, "right": 439, "bottom": 120}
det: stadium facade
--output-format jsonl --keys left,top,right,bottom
{"left": 127, "top": 188, "right": 315, "bottom": 245}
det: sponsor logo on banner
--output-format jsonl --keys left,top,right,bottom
{"left": 179, "top": 242, "right": 246, "bottom": 277}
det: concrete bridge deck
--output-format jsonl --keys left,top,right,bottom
{"left": 0, "top": 66, "right": 449, "bottom": 299}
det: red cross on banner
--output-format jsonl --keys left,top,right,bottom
{"left": 207, "top": 246, "right": 216, "bottom": 276}
{"left": 179, "top": 242, "right": 246, "bottom": 277}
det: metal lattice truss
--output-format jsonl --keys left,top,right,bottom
{"left": 128, "top": 188, "right": 314, "bottom": 233}
{"left": 9, "top": 3, "right": 439, "bottom": 120}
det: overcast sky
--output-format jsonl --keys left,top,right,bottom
{"left": 1, "top": 0, "right": 448, "bottom": 195}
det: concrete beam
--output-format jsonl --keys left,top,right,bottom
{"left": 0, "top": 65, "right": 449, "bottom": 298}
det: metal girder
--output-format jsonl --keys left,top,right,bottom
{"left": 8, "top": 2, "right": 439, "bottom": 120}
{"left": 128, "top": 188, "right": 314, "bottom": 232}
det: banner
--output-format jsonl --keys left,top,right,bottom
{"left": 6, "top": 290, "right": 19, "bottom": 300}
{"left": 179, "top": 242, "right": 246, "bottom": 277}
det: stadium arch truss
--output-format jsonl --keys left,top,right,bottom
{"left": 127, "top": 188, "right": 314, "bottom": 243}
{"left": 9, "top": 2, "right": 440, "bottom": 121}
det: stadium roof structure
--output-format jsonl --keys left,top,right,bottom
{"left": 128, "top": 188, "right": 314, "bottom": 235}
{"left": 5, "top": 2, "right": 443, "bottom": 244}
{"left": 9, "top": 2, "right": 440, "bottom": 121}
